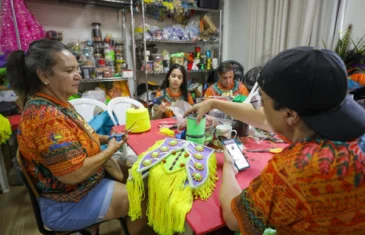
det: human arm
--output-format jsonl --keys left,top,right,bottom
{"left": 194, "top": 88, "right": 202, "bottom": 98}
{"left": 184, "top": 99, "right": 272, "bottom": 132}
{"left": 36, "top": 117, "right": 127, "bottom": 185}
{"left": 152, "top": 102, "right": 167, "bottom": 120}
{"left": 238, "top": 82, "right": 249, "bottom": 96}
{"left": 219, "top": 148, "right": 241, "bottom": 231}
{"left": 98, "top": 134, "right": 110, "bottom": 145}
{"left": 57, "top": 137, "right": 127, "bottom": 184}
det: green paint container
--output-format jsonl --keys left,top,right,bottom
{"left": 186, "top": 113, "right": 206, "bottom": 144}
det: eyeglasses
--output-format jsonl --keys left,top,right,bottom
{"left": 250, "top": 94, "right": 271, "bottom": 110}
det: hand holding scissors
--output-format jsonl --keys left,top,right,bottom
{"left": 108, "top": 122, "right": 139, "bottom": 141}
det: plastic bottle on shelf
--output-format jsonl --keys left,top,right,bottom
{"left": 92, "top": 22, "right": 102, "bottom": 42}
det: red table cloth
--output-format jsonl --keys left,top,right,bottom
{"left": 113, "top": 118, "right": 286, "bottom": 235}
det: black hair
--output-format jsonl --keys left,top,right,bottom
{"left": 217, "top": 62, "right": 234, "bottom": 76}
{"left": 6, "top": 39, "right": 70, "bottom": 102}
{"left": 161, "top": 64, "right": 189, "bottom": 101}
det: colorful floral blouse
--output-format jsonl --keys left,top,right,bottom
{"left": 204, "top": 80, "right": 249, "bottom": 98}
{"left": 232, "top": 134, "right": 365, "bottom": 234}
{"left": 155, "top": 88, "right": 194, "bottom": 118}
{"left": 17, "top": 93, "right": 104, "bottom": 202}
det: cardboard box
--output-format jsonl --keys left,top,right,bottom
{"left": 122, "top": 70, "right": 134, "bottom": 78}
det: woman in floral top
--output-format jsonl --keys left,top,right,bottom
{"left": 153, "top": 64, "right": 194, "bottom": 119}
{"left": 7, "top": 39, "right": 146, "bottom": 234}
{"left": 185, "top": 47, "right": 365, "bottom": 234}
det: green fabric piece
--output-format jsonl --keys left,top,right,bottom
{"left": 233, "top": 95, "right": 247, "bottom": 103}
{"left": 170, "top": 52, "right": 185, "bottom": 58}
{"left": 68, "top": 94, "right": 81, "bottom": 100}
{"left": 162, "top": 150, "right": 189, "bottom": 173}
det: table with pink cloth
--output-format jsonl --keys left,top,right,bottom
{"left": 113, "top": 118, "right": 287, "bottom": 235}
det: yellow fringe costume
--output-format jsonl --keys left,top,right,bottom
{"left": 0, "top": 114, "right": 12, "bottom": 144}
{"left": 127, "top": 138, "right": 218, "bottom": 235}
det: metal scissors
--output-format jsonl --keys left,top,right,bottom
{"left": 246, "top": 148, "right": 283, "bottom": 154}
{"left": 108, "top": 122, "right": 138, "bottom": 141}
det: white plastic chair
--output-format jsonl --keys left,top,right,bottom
{"left": 107, "top": 97, "right": 144, "bottom": 126}
{"left": 69, "top": 98, "right": 107, "bottom": 122}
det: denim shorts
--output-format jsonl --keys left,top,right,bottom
{"left": 38, "top": 178, "right": 115, "bottom": 231}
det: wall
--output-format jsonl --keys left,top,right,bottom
{"left": 25, "top": 0, "right": 223, "bottom": 96}
{"left": 222, "top": 0, "right": 250, "bottom": 70}
{"left": 342, "top": 0, "right": 365, "bottom": 41}
{"left": 27, "top": 0, "right": 136, "bottom": 96}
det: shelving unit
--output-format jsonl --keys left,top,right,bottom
{"left": 58, "top": 0, "right": 138, "bottom": 93}
{"left": 136, "top": 0, "right": 223, "bottom": 102}
{"left": 10, "top": 0, "right": 138, "bottom": 95}
{"left": 142, "top": 69, "right": 214, "bottom": 75}
{"left": 137, "top": 39, "right": 219, "bottom": 44}
{"left": 59, "top": 0, "right": 131, "bottom": 8}
{"left": 79, "top": 77, "right": 132, "bottom": 83}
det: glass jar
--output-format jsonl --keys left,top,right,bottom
{"left": 153, "top": 54, "right": 163, "bottom": 72}
{"left": 92, "top": 22, "right": 102, "bottom": 41}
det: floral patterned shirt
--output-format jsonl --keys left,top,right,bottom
{"left": 232, "top": 134, "right": 365, "bottom": 234}
{"left": 155, "top": 88, "right": 194, "bottom": 118}
{"left": 17, "top": 93, "right": 104, "bottom": 202}
{"left": 204, "top": 80, "right": 249, "bottom": 98}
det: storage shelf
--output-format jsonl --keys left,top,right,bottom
{"left": 59, "top": 0, "right": 131, "bottom": 8}
{"left": 137, "top": 39, "right": 219, "bottom": 44}
{"left": 80, "top": 77, "right": 131, "bottom": 83}
{"left": 139, "top": 70, "right": 214, "bottom": 75}
{"left": 145, "top": 3, "right": 220, "bottom": 13}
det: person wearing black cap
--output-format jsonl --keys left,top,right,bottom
{"left": 184, "top": 47, "right": 365, "bottom": 234}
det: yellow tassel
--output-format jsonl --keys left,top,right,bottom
{"left": 126, "top": 164, "right": 145, "bottom": 221}
{"left": 193, "top": 154, "right": 218, "bottom": 200}
{"left": 147, "top": 164, "right": 193, "bottom": 235}
{"left": 0, "top": 114, "right": 12, "bottom": 144}
{"left": 159, "top": 127, "right": 175, "bottom": 137}
{"left": 127, "top": 140, "right": 219, "bottom": 235}
{"left": 127, "top": 140, "right": 165, "bottom": 220}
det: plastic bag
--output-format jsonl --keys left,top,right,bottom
{"left": 171, "top": 100, "right": 192, "bottom": 128}
{"left": 82, "top": 88, "right": 106, "bottom": 103}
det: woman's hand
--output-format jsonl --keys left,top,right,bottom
{"left": 106, "top": 134, "right": 128, "bottom": 155}
{"left": 157, "top": 102, "right": 167, "bottom": 113}
{"left": 183, "top": 99, "right": 215, "bottom": 124}
{"left": 223, "top": 147, "right": 238, "bottom": 175}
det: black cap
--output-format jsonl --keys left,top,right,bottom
{"left": 258, "top": 46, "right": 365, "bottom": 141}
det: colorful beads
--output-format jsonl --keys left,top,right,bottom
{"left": 162, "top": 159, "right": 167, "bottom": 163}
{"left": 192, "top": 172, "right": 202, "bottom": 181}
{"left": 180, "top": 163, "right": 185, "bottom": 167}
{"left": 142, "top": 159, "right": 152, "bottom": 166}
{"left": 169, "top": 140, "right": 178, "bottom": 146}
{"left": 172, "top": 150, "right": 177, "bottom": 155}
{"left": 184, "top": 152, "right": 190, "bottom": 158}
{"left": 195, "top": 145, "right": 204, "bottom": 152}
{"left": 160, "top": 146, "right": 169, "bottom": 152}
{"left": 151, "top": 151, "right": 160, "bottom": 158}
{"left": 194, "top": 153, "right": 203, "bottom": 160}
{"left": 194, "top": 162, "right": 204, "bottom": 171}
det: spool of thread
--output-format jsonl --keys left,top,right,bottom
{"left": 186, "top": 113, "right": 206, "bottom": 144}
{"left": 125, "top": 107, "right": 151, "bottom": 133}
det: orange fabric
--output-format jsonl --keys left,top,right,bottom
{"left": 155, "top": 88, "right": 194, "bottom": 118}
{"left": 232, "top": 134, "right": 365, "bottom": 234}
{"left": 350, "top": 74, "right": 365, "bottom": 86}
{"left": 204, "top": 80, "right": 249, "bottom": 98}
{"left": 17, "top": 92, "right": 104, "bottom": 202}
